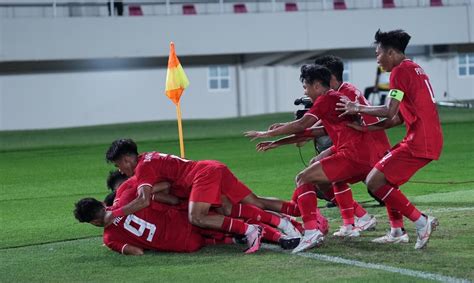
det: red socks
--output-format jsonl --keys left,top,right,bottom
{"left": 373, "top": 184, "right": 422, "bottom": 222}
{"left": 221, "top": 216, "right": 248, "bottom": 235}
{"left": 386, "top": 204, "right": 404, "bottom": 228}
{"left": 280, "top": 201, "right": 301, "bottom": 216}
{"left": 333, "top": 183, "right": 355, "bottom": 225}
{"left": 230, "top": 204, "right": 281, "bottom": 227}
{"left": 294, "top": 184, "right": 318, "bottom": 230}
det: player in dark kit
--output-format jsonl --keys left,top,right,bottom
{"left": 337, "top": 29, "right": 443, "bottom": 249}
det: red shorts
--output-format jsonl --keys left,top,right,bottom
{"left": 189, "top": 161, "right": 251, "bottom": 206}
{"left": 375, "top": 144, "right": 432, "bottom": 186}
{"left": 320, "top": 152, "right": 372, "bottom": 184}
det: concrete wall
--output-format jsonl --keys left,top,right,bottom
{"left": 1, "top": 5, "right": 472, "bottom": 61}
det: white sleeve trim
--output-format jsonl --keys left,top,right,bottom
{"left": 121, "top": 244, "right": 128, "bottom": 254}
{"left": 304, "top": 112, "right": 319, "bottom": 119}
{"left": 137, "top": 183, "right": 153, "bottom": 190}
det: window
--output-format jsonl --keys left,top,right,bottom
{"left": 343, "top": 61, "right": 351, "bottom": 82}
{"left": 458, "top": 53, "right": 474, "bottom": 77}
{"left": 208, "top": 66, "right": 230, "bottom": 90}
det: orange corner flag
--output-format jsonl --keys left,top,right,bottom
{"left": 165, "top": 42, "right": 189, "bottom": 105}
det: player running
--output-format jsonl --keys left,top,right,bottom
{"left": 337, "top": 29, "right": 443, "bottom": 249}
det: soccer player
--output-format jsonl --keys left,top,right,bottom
{"left": 106, "top": 169, "right": 302, "bottom": 249}
{"left": 104, "top": 139, "right": 306, "bottom": 253}
{"left": 255, "top": 55, "right": 390, "bottom": 233}
{"left": 75, "top": 197, "right": 241, "bottom": 255}
{"left": 246, "top": 65, "right": 387, "bottom": 252}
{"left": 336, "top": 29, "right": 442, "bottom": 249}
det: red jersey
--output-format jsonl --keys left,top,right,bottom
{"left": 135, "top": 152, "right": 198, "bottom": 198}
{"left": 305, "top": 89, "right": 382, "bottom": 166}
{"left": 112, "top": 175, "right": 188, "bottom": 212}
{"left": 113, "top": 176, "right": 138, "bottom": 208}
{"left": 338, "top": 82, "right": 391, "bottom": 157}
{"left": 103, "top": 206, "right": 203, "bottom": 254}
{"left": 390, "top": 59, "right": 443, "bottom": 159}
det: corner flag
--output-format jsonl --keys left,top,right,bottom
{"left": 165, "top": 42, "right": 189, "bottom": 158}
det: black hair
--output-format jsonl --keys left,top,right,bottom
{"left": 106, "top": 170, "right": 128, "bottom": 191}
{"left": 314, "top": 55, "right": 344, "bottom": 82}
{"left": 105, "top": 138, "right": 138, "bottom": 163}
{"left": 74, "top": 198, "right": 104, "bottom": 223}
{"left": 103, "top": 192, "right": 116, "bottom": 207}
{"left": 299, "top": 64, "right": 332, "bottom": 88}
{"left": 374, "top": 29, "right": 411, "bottom": 54}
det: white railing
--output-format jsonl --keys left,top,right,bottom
{"left": 0, "top": 0, "right": 471, "bottom": 18}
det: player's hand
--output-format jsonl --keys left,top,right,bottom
{"left": 244, "top": 130, "right": 269, "bottom": 141}
{"left": 346, "top": 122, "right": 368, "bottom": 132}
{"left": 256, "top": 141, "right": 277, "bottom": 152}
{"left": 268, "top": 123, "right": 285, "bottom": 131}
{"left": 104, "top": 211, "right": 114, "bottom": 226}
{"left": 336, "top": 96, "right": 360, "bottom": 117}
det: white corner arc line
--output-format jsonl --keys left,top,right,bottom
{"left": 262, "top": 244, "right": 470, "bottom": 283}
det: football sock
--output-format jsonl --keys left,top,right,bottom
{"left": 354, "top": 201, "right": 369, "bottom": 219}
{"left": 280, "top": 201, "right": 300, "bottom": 216}
{"left": 390, "top": 227, "right": 404, "bottom": 237}
{"left": 295, "top": 184, "right": 318, "bottom": 230}
{"left": 386, "top": 204, "right": 404, "bottom": 228}
{"left": 415, "top": 214, "right": 428, "bottom": 230}
{"left": 333, "top": 183, "right": 355, "bottom": 225}
{"left": 221, "top": 216, "right": 248, "bottom": 235}
{"left": 373, "top": 184, "right": 422, "bottom": 222}
{"left": 231, "top": 204, "right": 281, "bottom": 227}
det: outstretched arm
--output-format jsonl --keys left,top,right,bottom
{"left": 244, "top": 115, "right": 318, "bottom": 140}
{"left": 336, "top": 95, "right": 401, "bottom": 119}
{"left": 347, "top": 113, "right": 403, "bottom": 132}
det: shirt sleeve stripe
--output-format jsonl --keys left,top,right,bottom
{"left": 137, "top": 183, "right": 153, "bottom": 190}
{"left": 304, "top": 112, "right": 319, "bottom": 119}
{"left": 121, "top": 244, "right": 128, "bottom": 254}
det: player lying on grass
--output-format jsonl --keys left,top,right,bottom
{"left": 245, "top": 64, "right": 390, "bottom": 253}
{"left": 104, "top": 139, "right": 316, "bottom": 253}
{"left": 253, "top": 55, "right": 388, "bottom": 235}
{"left": 103, "top": 170, "right": 303, "bottom": 250}
{"left": 336, "top": 29, "right": 442, "bottom": 249}
{"left": 74, "top": 197, "right": 300, "bottom": 255}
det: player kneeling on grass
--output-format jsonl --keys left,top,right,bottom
{"left": 337, "top": 29, "right": 442, "bottom": 249}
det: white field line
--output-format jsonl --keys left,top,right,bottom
{"left": 263, "top": 206, "right": 474, "bottom": 282}
{"left": 262, "top": 244, "right": 471, "bottom": 283}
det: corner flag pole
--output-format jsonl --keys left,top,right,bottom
{"left": 165, "top": 42, "right": 190, "bottom": 158}
{"left": 176, "top": 102, "right": 185, "bottom": 158}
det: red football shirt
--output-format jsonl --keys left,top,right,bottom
{"left": 390, "top": 59, "right": 443, "bottom": 159}
{"left": 135, "top": 152, "right": 198, "bottom": 198}
{"left": 338, "top": 82, "right": 391, "bottom": 157}
{"left": 103, "top": 206, "right": 203, "bottom": 254}
{"left": 304, "top": 89, "right": 382, "bottom": 166}
{"left": 113, "top": 176, "right": 138, "bottom": 208}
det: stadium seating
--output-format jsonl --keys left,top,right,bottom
{"left": 233, "top": 3, "right": 248, "bottom": 13}
{"left": 382, "top": 0, "right": 396, "bottom": 8}
{"left": 128, "top": 5, "right": 143, "bottom": 16}
{"left": 182, "top": 4, "right": 197, "bottom": 15}
{"left": 430, "top": 0, "right": 443, "bottom": 6}
{"left": 285, "top": 2, "right": 298, "bottom": 12}
{"left": 333, "top": 0, "right": 347, "bottom": 10}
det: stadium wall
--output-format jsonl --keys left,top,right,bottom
{"left": 0, "top": 4, "right": 473, "bottom": 130}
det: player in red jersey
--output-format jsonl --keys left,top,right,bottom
{"left": 246, "top": 65, "right": 386, "bottom": 253}
{"left": 337, "top": 29, "right": 442, "bottom": 249}
{"left": 104, "top": 140, "right": 305, "bottom": 253}
{"left": 105, "top": 170, "right": 302, "bottom": 250}
{"left": 255, "top": 55, "right": 387, "bottom": 233}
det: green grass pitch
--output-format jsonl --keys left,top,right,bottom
{"left": 1, "top": 108, "right": 473, "bottom": 282}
